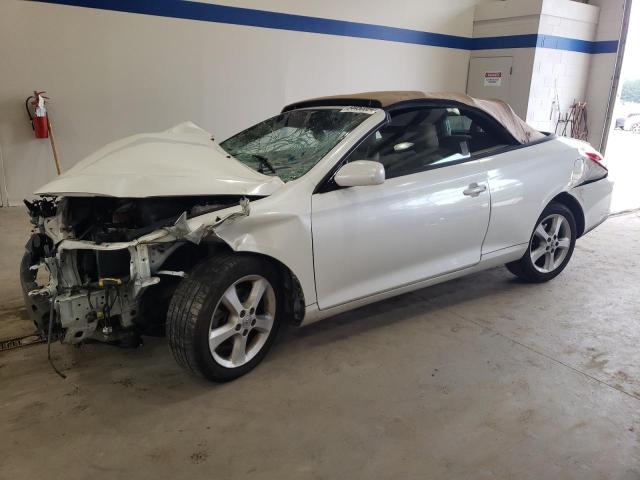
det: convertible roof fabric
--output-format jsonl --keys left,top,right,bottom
{"left": 283, "top": 91, "right": 544, "bottom": 144}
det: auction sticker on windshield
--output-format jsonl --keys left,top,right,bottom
{"left": 339, "top": 106, "right": 377, "bottom": 114}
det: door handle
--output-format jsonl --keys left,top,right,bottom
{"left": 463, "top": 182, "right": 487, "bottom": 197}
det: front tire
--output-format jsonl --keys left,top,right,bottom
{"left": 167, "top": 253, "right": 282, "bottom": 382}
{"left": 506, "top": 202, "right": 577, "bottom": 283}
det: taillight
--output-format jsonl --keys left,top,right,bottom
{"left": 572, "top": 147, "right": 608, "bottom": 187}
{"left": 584, "top": 151, "right": 605, "bottom": 166}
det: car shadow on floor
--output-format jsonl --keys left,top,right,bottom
{"left": 277, "top": 266, "right": 525, "bottom": 350}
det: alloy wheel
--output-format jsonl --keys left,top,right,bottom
{"left": 529, "top": 214, "right": 572, "bottom": 274}
{"left": 208, "top": 275, "right": 276, "bottom": 368}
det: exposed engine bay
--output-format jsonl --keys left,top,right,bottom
{"left": 22, "top": 195, "right": 251, "bottom": 347}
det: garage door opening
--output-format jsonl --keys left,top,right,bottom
{"left": 603, "top": 0, "right": 640, "bottom": 213}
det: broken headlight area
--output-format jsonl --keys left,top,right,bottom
{"left": 61, "top": 195, "right": 246, "bottom": 242}
{"left": 21, "top": 194, "right": 248, "bottom": 346}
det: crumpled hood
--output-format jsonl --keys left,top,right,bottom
{"left": 35, "top": 122, "right": 285, "bottom": 198}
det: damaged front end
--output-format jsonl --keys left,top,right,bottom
{"left": 22, "top": 195, "right": 250, "bottom": 346}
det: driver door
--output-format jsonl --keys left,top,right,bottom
{"left": 311, "top": 106, "right": 496, "bottom": 309}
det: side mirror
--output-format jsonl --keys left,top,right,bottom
{"left": 334, "top": 160, "right": 385, "bottom": 187}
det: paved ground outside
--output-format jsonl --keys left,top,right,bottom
{"left": 605, "top": 128, "right": 640, "bottom": 213}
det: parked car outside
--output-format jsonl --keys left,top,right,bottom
{"left": 615, "top": 112, "right": 640, "bottom": 132}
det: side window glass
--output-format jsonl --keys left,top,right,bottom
{"left": 343, "top": 108, "right": 469, "bottom": 179}
{"left": 343, "top": 106, "right": 512, "bottom": 180}
{"left": 446, "top": 107, "right": 508, "bottom": 155}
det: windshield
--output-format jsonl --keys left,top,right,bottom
{"left": 220, "top": 108, "right": 372, "bottom": 182}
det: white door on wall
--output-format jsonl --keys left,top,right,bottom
{"left": 466, "top": 56, "right": 513, "bottom": 103}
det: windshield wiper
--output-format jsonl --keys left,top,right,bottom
{"left": 251, "top": 154, "right": 277, "bottom": 175}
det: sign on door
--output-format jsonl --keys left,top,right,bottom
{"left": 467, "top": 56, "right": 513, "bottom": 105}
{"left": 483, "top": 71, "right": 503, "bottom": 87}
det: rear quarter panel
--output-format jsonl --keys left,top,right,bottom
{"left": 571, "top": 179, "right": 612, "bottom": 234}
{"left": 482, "top": 137, "right": 577, "bottom": 254}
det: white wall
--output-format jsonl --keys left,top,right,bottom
{"left": 527, "top": 2, "right": 599, "bottom": 132}
{"left": 0, "top": 0, "right": 485, "bottom": 206}
{"left": 527, "top": 49, "right": 593, "bottom": 132}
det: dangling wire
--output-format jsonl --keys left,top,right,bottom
{"left": 47, "top": 298, "right": 66, "bottom": 379}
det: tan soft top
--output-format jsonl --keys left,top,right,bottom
{"left": 283, "top": 91, "right": 544, "bottom": 144}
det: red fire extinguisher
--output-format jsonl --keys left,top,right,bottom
{"left": 25, "top": 91, "right": 62, "bottom": 174}
{"left": 26, "top": 91, "right": 50, "bottom": 139}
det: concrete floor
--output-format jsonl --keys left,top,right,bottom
{"left": 1, "top": 206, "right": 639, "bottom": 480}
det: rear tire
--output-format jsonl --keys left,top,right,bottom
{"left": 506, "top": 202, "right": 577, "bottom": 283}
{"left": 167, "top": 253, "right": 282, "bottom": 382}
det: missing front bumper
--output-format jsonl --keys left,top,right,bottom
{"left": 22, "top": 240, "right": 175, "bottom": 344}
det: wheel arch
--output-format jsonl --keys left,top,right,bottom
{"left": 235, "top": 251, "right": 307, "bottom": 326}
{"left": 550, "top": 192, "right": 585, "bottom": 237}
{"left": 165, "top": 240, "right": 307, "bottom": 326}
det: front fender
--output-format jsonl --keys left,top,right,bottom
{"left": 213, "top": 210, "right": 316, "bottom": 306}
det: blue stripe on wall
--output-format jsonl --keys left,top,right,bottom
{"left": 32, "top": 0, "right": 619, "bottom": 54}
{"left": 538, "top": 35, "right": 594, "bottom": 53}
{"left": 472, "top": 34, "right": 540, "bottom": 50}
{"left": 591, "top": 40, "right": 620, "bottom": 54}
{"left": 472, "top": 34, "right": 618, "bottom": 54}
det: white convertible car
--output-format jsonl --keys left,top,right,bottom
{"left": 22, "top": 91, "right": 612, "bottom": 381}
